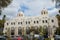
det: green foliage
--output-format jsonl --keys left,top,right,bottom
{"left": 0, "top": 0, "right": 12, "bottom": 15}
{"left": 0, "top": 20, "right": 4, "bottom": 28}
{"left": 34, "top": 38, "right": 39, "bottom": 40}
{"left": 0, "top": 15, "right": 6, "bottom": 35}
{"left": 56, "top": 14, "right": 60, "bottom": 26}
{"left": 56, "top": 14, "right": 60, "bottom": 20}
{"left": 0, "top": 0, "right": 12, "bottom": 8}
{"left": 38, "top": 26, "right": 48, "bottom": 36}
{"left": 44, "top": 38, "right": 51, "bottom": 40}
{"left": 56, "top": 0, "right": 60, "bottom": 2}
{"left": 0, "top": 15, "right": 6, "bottom": 28}
{"left": 55, "top": 27, "right": 60, "bottom": 35}
{"left": 55, "top": 14, "right": 60, "bottom": 35}
{"left": 39, "top": 26, "right": 44, "bottom": 35}
{"left": 0, "top": 32, "right": 3, "bottom": 35}
{"left": 0, "top": 20, "right": 4, "bottom": 35}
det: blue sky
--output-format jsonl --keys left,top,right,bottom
{"left": 0, "top": 0, "right": 58, "bottom": 19}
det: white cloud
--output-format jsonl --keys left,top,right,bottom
{"left": 48, "top": 8, "right": 58, "bottom": 16}
{"left": 0, "top": 0, "right": 57, "bottom": 19}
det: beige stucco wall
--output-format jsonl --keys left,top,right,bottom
{"left": 3, "top": 9, "right": 58, "bottom": 36}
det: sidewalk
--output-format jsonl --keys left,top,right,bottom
{"left": 51, "top": 38, "right": 54, "bottom": 40}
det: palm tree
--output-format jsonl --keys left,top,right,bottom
{"left": 0, "top": 0, "right": 12, "bottom": 15}
{"left": 2, "top": 15, "right": 6, "bottom": 27}
{"left": 0, "top": 15, "right": 6, "bottom": 35}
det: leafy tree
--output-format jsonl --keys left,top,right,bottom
{"left": 38, "top": 26, "right": 44, "bottom": 36}
{"left": 38, "top": 26, "right": 48, "bottom": 37}
{"left": 0, "top": 15, "right": 6, "bottom": 35}
{"left": 55, "top": 14, "right": 60, "bottom": 35}
{"left": 34, "top": 27, "right": 39, "bottom": 34}
{"left": 55, "top": 27, "right": 60, "bottom": 35}
{"left": 0, "top": 20, "right": 4, "bottom": 28}
{"left": 0, "top": 20, "right": 4, "bottom": 35}
{"left": 0, "top": 0, "right": 12, "bottom": 15}
{"left": 56, "top": 14, "right": 60, "bottom": 27}
{"left": 0, "top": 15, "right": 6, "bottom": 27}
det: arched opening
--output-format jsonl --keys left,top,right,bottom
{"left": 34, "top": 26, "right": 39, "bottom": 34}
{"left": 26, "top": 27, "right": 30, "bottom": 34}
{"left": 18, "top": 27, "right": 22, "bottom": 35}
{"left": 11, "top": 27, "right": 15, "bottom": 35}
{"left": 43, "top": 25, "right": 48, "bottom": 38}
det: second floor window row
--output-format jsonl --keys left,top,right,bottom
{"left": 6, "top": 19, "right": 54, "bottom": 25}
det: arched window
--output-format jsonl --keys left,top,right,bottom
{"left": 51, "top": 19, "right": 54, "bottom": 23}
{"left": 37, "top": 21, "right": 39, "bottom": 23}
{"left": 34, "top": 21, "right": 36, "bottom": 24}
{"left": 7, "top": 23, "right": 9, "bottom": 25}
{"left": 21, "top": 22, "right": 22, "bottom": 24}
{"left": 26, "top": 27, "right": 30, "bottom": 34}
{"left": 28, "top": 21, "right": 30, "bottom": 24}
{"left": 18, "top": 22, "right": 22, "bottom": 25}
{"left": 34, "top": 26, "right": 39, "bottom": 34}
{"left": 11, "top": 22, "right": 15, "bottom": 25}
{"left": 11, "top": 27, "right": 15, "bottom": 35}
{"left": 44, "top": 11, "right": 45, "bottom": 14}
{"left": 42, "top": 20, "right": 44, "bottom": 23}
{"left": 18, "top": 27, "right": 22, "bottom": 35}
{"left": 45, "top": 20, "right": 47, "bottom": 23}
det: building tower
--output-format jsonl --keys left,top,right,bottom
{"left": 41, "top": 8, "right": 48, "bottom": 17}
{"left": 17, "top": 11, "right": 24, "bottom": 17}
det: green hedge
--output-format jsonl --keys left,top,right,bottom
{"left": 44, "top": 38, "right": 51, "bottom": 40}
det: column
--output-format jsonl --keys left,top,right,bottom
{"left": 15, "top": 27, "right": 18, "bottom": 36}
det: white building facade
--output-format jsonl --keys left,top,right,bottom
{"left": 3, "top": 9, "right": 58, "bottom": 37}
